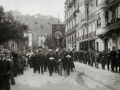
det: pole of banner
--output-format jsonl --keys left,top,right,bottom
{"left": 58, "top": 13, "right": 59, "bottom": 24}
{"left": 58, "top": 13, "right": 60, "bottom": 49}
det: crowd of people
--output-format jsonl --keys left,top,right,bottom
{"left": 0, "top": 46, "right": 120, "bottom": 90}
{"left": 0, "top": 50, "right": 28, "bottom": 90}
{"left": 72, "top": 46, "right": 120, "bottom": 74}
{"left": 28, "top": 48, "right": 75, "bottom": 76}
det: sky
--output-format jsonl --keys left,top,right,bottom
{"left": 0, "top": 0, "right": 65, "bottom": 21}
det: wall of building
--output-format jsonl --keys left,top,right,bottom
{"left": 28, "top": 32, "right": 32, "bottom": 47}
{"left": 38, "top": 35, "right": 46, "bottom": 48}
{"left": 8, "top": 40, "right": 17, "bottom": 51}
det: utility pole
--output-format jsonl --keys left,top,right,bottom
{"left": 58, "top": 13, "right": 59, "bottom": 24}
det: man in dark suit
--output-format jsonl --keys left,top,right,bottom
{"left": 47, "top": 49, "right": 55, "bottom": 76}
{"left": 39, "top": 51, "right": 44, "bottom": 74}
{"left": 106, "top": 49, "right": 110, "bottom": 71}
{"left": 12, "top": 52, "right": 18, "bottom": 77}
{"left": 117, "top": 50, "right": 120, "bottom": 74}
{"left": 64, "top": 49, "right": 73, "bottom": 75}
{"left": 110, "top": 46, "right": 117, "bottom": 73}
{"left": 0, "top": 52, "right": 12, "bottom": 90}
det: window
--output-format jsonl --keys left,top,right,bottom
{"left": 97, "top": 14, "right": 101, "bottom": 28}
{"left": 89, "top": 0, "right": 94, "bottom": 13}
{"left": 41, "top": 40, "right": 43, "bottom": 43}
{"left": 91, "top": 24, "right": 93, "bottom": 32}
{"left": 96, "top": 0, "right": 101, "bottom": 6}
{"left": 112, "top": 9, "right": 116, "bottom": 19}
{"left": 105, "top": 11, "right": 108, "bottom": 22}
{"left": 75, "top": 17, "right": 76, "bottom": 25}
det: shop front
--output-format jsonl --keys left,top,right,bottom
{"left": 79, "top": 39, "right": 95, "bottom": 51}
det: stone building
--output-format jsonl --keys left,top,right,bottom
{"left": 65, "top": 0, "right": 79, "bottom": 50}
{"left": 65, "top": 0, "right": 120, "bottom": 51}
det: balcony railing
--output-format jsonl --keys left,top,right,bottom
{"left": 66, "top": 14, "right": 73, "bottom": 23}
{"left": 106, "top": 18, "right": 120, "bottom": 31}
{"left": 81, "top": 35, "right": 83, "bottom": 40}
{"left": 107, "top": 18, "right": 120, "bottom": 25}
{"left": 73, "top": 9, "right": 79, "bottom": 18}
{"left": 65, "top": 24, "right": 77, "bottom": 36}
{"left": 84, "top": 34, "right": 88, "bottom": 39}
{"left": 68, "top": 0, "right": 76, "bottom": 8}
{"left": 92, "top": 31, "right": 96, "bottom": 37}
{"left": 88, "top": 33, "right": 92, "bottom": 38}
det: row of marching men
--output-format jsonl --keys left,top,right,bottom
{"left": 0, "top": 50, "right": 28, "bottom": 90}
{"left": 72, "top": 46, "right": 120, "bottom": 74}
{"left": 29, "top": 48, "right": 75, "bottom": 76}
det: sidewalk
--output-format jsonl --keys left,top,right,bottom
{"left": 74, "top": 62, "right": 120, "bottom": 90}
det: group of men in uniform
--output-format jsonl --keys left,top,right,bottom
{"left": 29, "top": 48, "right": 75, "bottom": 76}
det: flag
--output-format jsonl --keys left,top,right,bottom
{"left": 52, "top": 24, "right": 65, "bottom": 47}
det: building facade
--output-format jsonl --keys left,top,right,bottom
{"left": 101, "top": 0, "right": 120, "bottom": 50}
{"left": 65, "top": 0, "right": 79, "bottom": 50}
{"left": 65, "top": 0, "right": 120, "bottom": 51}
{"left": 38, "top": 35, "right": 46, "bottom": 48}
{"left": 76, "top": 0, "right": 108, "bottom": 51}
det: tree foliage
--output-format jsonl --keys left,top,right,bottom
{"left": 44, "top": 34, "right": 56, "bottom": 49}
{"left": 0, "top": 6, "right": 28, "bottom": 44}
{"left": 0, "top": 6, "right": 4, "bottom": 21}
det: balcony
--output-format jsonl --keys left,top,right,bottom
{"left": 65, "top": 24, "right": 78, "bottom": 36}
{"left": 81, "top": 35, "right": 83, "bottom": 40}
{"left": 68, "top": 0, "right": 76, "bottom": 8}
{"left": 108, "top": 0, "right": 120, "bottom": 7}
{"left": 92, "top": 31, "right": 96, "bottom": 37}
{"left": 84, "top": 34, "right": 88, "bottom": 39}
{"left": 88, "top": 33, "right": 92, "bottom": 38}
{"left": 73, "top": 9, "right": 79, "bottom": 18}
{"left": 77, "top": 37, "right": 79, "bottom": 41}
{"left": 107, "top": 18, "right": 120, "bottom": 31}
{"left": 66, "top": 14, "right": 73, "bottom": 23}
{"left": 96, "top": 18, "right": 120, "bottom": 36}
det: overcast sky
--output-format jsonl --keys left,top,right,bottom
{"left": 0, "top": 0, "right": 65, "bottom": 21}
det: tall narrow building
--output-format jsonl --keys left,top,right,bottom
{"left": 65, "top": 0, "right": 79, "bottom": 50}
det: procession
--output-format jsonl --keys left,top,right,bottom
{"left": 1, "top": 0, "right": 120, "bottom": 90}
{"left": 0, "top": 45, "right": 120, "bottom": 90}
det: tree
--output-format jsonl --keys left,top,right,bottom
{"left": 44, "top": 34, "right": 56, "bottom": 49}
{"left": 0, "top": 21, "right": 28, "bottom": 44}
{"left": 0, "top": 6, "right": 29, "bottom": 44}
{"left": 4, "top": 11, "right": 14, "bottom": 22}
{"left": 0, "top": 6, "right": 4, "bottom": 21}
{"left": 44, "top": 34, "right": 52, "bottom": 49}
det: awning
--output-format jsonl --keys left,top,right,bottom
{"left": 106, "top": 28, "right": 120, "bottom": 34}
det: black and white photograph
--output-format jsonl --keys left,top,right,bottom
{"left": 0, "top": 0, "right": 120, "bottom": 90}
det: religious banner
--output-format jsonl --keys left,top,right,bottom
{"left": 52, "top": 24, "right": 65, "bottom": 47}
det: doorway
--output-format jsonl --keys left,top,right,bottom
{"left": 104, "top": 39, "right": 108, "bottom": 51}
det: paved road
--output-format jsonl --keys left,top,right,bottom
{"left": 11, "top": 67, "right": 112, "bottom": 90}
